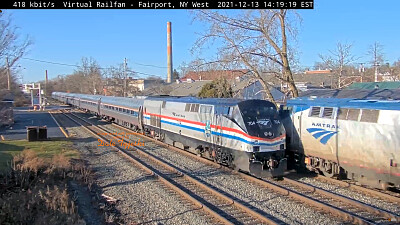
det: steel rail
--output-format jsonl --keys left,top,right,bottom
{"left": 105, "top": 118, "right": 381, "bottom": 225}
{"left": 64, "top": 111, "right": 278, "bottom": 225}
{"left": 98, "top": 117, "right": 377, "bottom": 225}
{"left": 315, "top": 174, "right": 400, "bottom": 204}
{"left": 282, "top": 178, "right": 400, "bottom": 223}
{"left": 73, "top": 109, "right": 397, "bottom": 224}
{"left": 58, "top": 111, "right": 233, "bottom": 225}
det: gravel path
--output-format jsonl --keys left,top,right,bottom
{"left": 56, "top": 112, "right": 214, "bottom": 225}
{"left": 74, "top": 113, "right": 346, "bottom": 225}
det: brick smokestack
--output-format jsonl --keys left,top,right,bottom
{"left": 167, "top": 21, "right": 172, "bottom": 83}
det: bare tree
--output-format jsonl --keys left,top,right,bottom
{"left": 313, "top": 61, "right": 333, "bottom": 71}
{"left": 367, "top": 41, "right": 385, "bottom": 82}
{"left": 105, "top": 63, "right": 137, "bottom": 96}
{"left": 319, "top": 42, "right": 358, "bottom": 88}
{"left": 0, "top": 12, "right": 32, "bottom": 94}
{"left": 76, "top": 57, "right": 103, "bottom": 94}
{"left": 392, "top": 59, "right": 400, "bottom": 81}
{"left": 367, "top": 41, "right": 385, "bottom": 66}
{"left": 192, "top": 9, "right": 300, "bottom": 106}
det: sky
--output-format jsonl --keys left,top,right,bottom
{"left": 6, "top": 0, "right": 400, "bottom": 83}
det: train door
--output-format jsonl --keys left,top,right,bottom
{"left": 334, "top": 107, "right": 339, "bottom": 164}
{"left": 292, "top": 105, "right": 303, "bottom": 150}
{"left": 97, "top": 98, "right": 101, "bottom": 115}
{"left": 213, "top": 113, "right": 223, "bottom": 147}
{"left": 200, "top": 105, "right": 213, "bottom": 144}
{"left": 138, "top": 106, "right": 144, "bottom": 131}
{"left": 158, "top": 101, "right": 164, "bottom": 135}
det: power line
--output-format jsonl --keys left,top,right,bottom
{"left": 22, "top": 57, "right": 78, "bottom": 67}
{"left": 17, "top": 55, "right": 165, "bottom": 78}
{"left": 133, "top": 62, "right": 167, "bottom": 69}
{"left": 127, "top": 70, "right": 161, "bottom": 77}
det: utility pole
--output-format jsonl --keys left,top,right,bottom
{"left": 31, "top": 83, "right": 35, "bottom": 107}
{"left": 45, "top": 70, "right": 48, "bottom": 96}
{"left": 359, "top": 63, "right": 365, "bottom": 83}
{"left": 6, "top": 57, "right": 11, "bottom": 90}
{"left": 374, "top": 62, "right": 380, "bottom": 82}
{"left": 123, "top": 58, "right": 127, "bottom": 97}
{"left": 38, "top": 83, "right": 42, "bottom": 109}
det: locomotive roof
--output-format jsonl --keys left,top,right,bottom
{"left": 287, "top": 97, "right": 400, "bottom": 110}
{"left": 146, "top": 96, "right": 246, "bottom": 106}
{"left": 53, "top": 92, "right": 275, "bottom": 108}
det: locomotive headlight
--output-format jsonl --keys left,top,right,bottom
{"left": 264, "top": 131, "right": 274, "bottom": 137}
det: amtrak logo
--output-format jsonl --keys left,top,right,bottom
{"left": 306, "top": 128, "right": 338, "bottom": 145}
{"left": 205, "top": 120, "right": 211, "bottom": 137}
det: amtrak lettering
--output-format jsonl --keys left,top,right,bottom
{"left": 311, "top": 122, "right": 339, "bottom": 129}
{"left": 247, "top": 119, "right": 272, "bottom": 127}
{"left": 172, "top": 112, "right": 186, "bottom": 118}
{"left": 306, "top": 121, "right": 340, "bottom": 144}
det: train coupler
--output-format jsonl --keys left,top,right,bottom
{"left": 249, "top": 158, "right": 287, "bottom": 178}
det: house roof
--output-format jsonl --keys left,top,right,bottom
{"left": 167, "top": 80, "right": 211, "bottom": 96}
{"left": 292, "top": 73, "right": 334, "bottom": 87}
{"left": 287, "top": 97, "right": 400, "bottom": 110}
{"left": 300, "top": 89, "right": 400, "bottom": 100}
{"left": 304, "top": 70, "right": 332, "bottom": 74}
{"left": 181, "top": 69, "right": 250, "bottom": 81}
{"left": 346, "top": 82, "right": 400, "bottom": 90}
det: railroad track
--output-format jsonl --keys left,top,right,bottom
{"left": 69, "top": 110, "right": 399, "bottom": 224}
{"left": 272, "top": 178, "right": 400, "bottom": 224}
{"left": 59, "top": 110, "right": 278, "bottom": 225}
{"left": 314, "top": 175, "right": 400, "bottom": 204}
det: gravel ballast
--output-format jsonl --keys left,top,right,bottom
{"left": 78, "top": 115, "right": 345, "bottom": 225}
{"left": 296, "top": 177, "right": 400, "bottom": 216}
{"left": 58, "top": 112, "right": 214, "bottom": 225}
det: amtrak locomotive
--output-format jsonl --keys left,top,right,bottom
{"left": 282, "top": 97, "right": 400, "bottom": 189}
{"left": 52, "top": 92, "right": 287, "bottom": 177}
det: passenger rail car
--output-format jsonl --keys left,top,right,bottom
{"left": 282, "top": 97, "right": 400, "bottom": 189}
{"left": 52, "top": 92, "right": 287, "bottom": 177}
{"left": 100, "top": 96, "right": 145, "bottom": 129}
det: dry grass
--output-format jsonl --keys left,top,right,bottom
{"left": 0, "top": 150, "right": 87, "bottom": 224}
{"left": 0, "top": 139, "right": 79, "bottom": 173}
{"left": 0, "top": 145, "right": 122, "bottom": 225}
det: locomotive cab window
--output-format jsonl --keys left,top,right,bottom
{"left": 237, "top": 100, "right": 283, "bottom": 138}
{"left": 200, "top": 105, "right": 212, "bottom": 114}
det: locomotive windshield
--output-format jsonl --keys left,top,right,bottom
{"left": 238, "top": 100, "right": 285, "bottom": 138}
